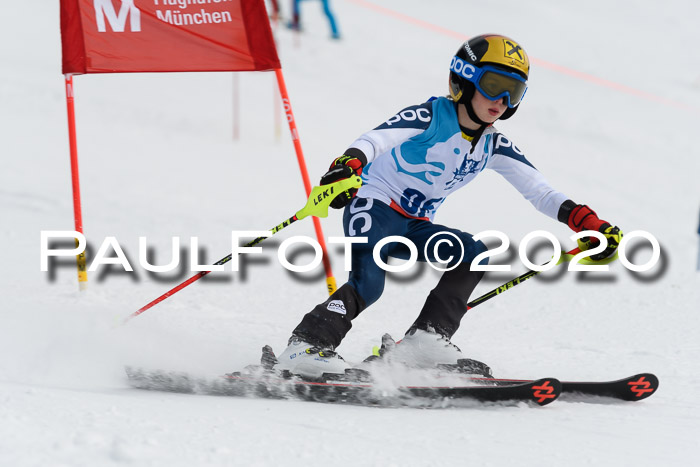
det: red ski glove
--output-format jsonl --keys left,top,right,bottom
{"left": 319, "top": 153, "right": 365, "bottom": 209}
{"left": 563, "top": 204, "right": 622, "bottom": 260}
{"left": 566, "top": 204, "right": 608, "bottom": 233}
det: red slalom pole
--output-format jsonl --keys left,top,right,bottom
{"left": 274, "top": 68, "right": 337, "bottom": 294}
{"left": 126, "top": 176, "right": 361, "bottom": 324}
{"left": 64, "top": 74, "right": 88, "bottom": 291}
{"left": 127, "top": 216, "right": 300, "bottom": 324}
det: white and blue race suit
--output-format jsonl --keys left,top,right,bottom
{"left": 292, "top": 96, "right": 570, "bottom": 348}
{"left": 352, "top": 96, "right": 567, "bottom": 221}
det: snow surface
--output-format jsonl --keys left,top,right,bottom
{"left": 2, "top": 0, "right": 700, "bottom": 465}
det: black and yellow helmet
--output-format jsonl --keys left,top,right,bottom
{"left": 449, "top": 34, "right": 530, "bottom": 121}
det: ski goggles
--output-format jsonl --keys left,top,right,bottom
{"left": 450, "top": 56, "right": 528, "bottom": 108}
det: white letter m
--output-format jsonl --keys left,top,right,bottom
{"left": 94, "top": 0, "right": 141, "bottom": 33}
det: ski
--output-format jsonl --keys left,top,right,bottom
{"left": 460, "top": 373, "right": 659, "bottom": 402}
{"left": 370, "top": 336, "right": 659, "bottom": 402}
{"left": 125, "top": 366, "right": 561, "bottom": 407}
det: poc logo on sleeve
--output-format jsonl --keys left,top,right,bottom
{"left": 326, "top": 300, "right": 347, "bottom": 315}
{"left": 385, "top": 108, "right": 431, "bottom": 126}
{"left": 494, "top": 134, "right": 524, "bottom": 155}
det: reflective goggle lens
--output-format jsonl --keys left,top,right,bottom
{"left": 478, "top": 70, "right": 527, "bottom": 107}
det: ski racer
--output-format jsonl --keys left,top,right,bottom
{"left": 273, "top": 34, "right": 622, "bottom": 378}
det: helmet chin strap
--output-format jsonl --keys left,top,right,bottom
{"left": 462, "top": 99, "right": 489, "bottom": 127}
{"left": 459, "top": 98, "right": 489, "bottom": 154}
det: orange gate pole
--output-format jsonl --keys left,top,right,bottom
{"left": 274, "top": 68, "right": 337, "bottom": 294}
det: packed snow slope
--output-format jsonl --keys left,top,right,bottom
{"left": 2, "top": 0, "right": 699, "bottom": 466}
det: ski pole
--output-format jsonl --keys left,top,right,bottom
{"left": 466, "top": 246, "right": 616, "bottom": 310}
{"left": 125, "top": 176, "right": 362, "bottom": 324}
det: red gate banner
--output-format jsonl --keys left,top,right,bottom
{"left": 61, "top": 0, "right": 280, "bottom": 74}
